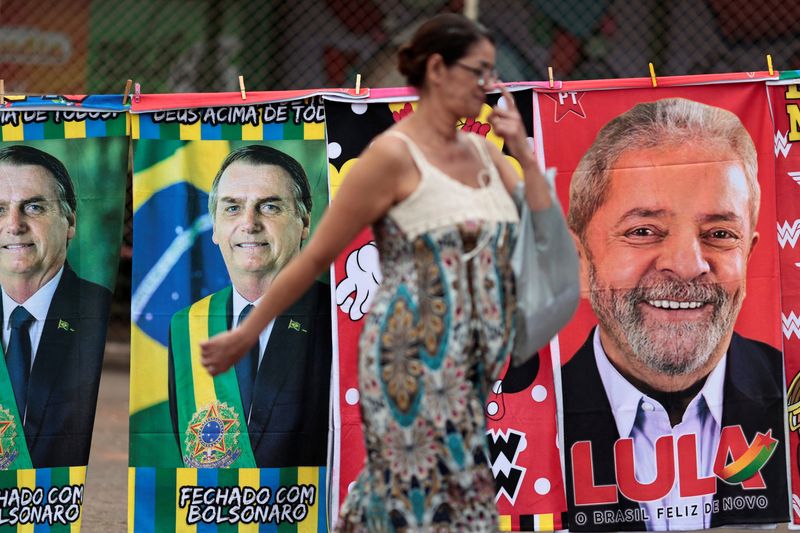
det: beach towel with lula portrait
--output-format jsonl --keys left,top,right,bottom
{"left": 537, "top": 73, "right": 788, "bottom": 531}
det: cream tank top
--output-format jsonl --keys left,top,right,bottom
{"left": 384, "top": 131, "right": 520, "bottom": 240}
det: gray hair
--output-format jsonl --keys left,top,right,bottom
{"left": 568, "top": 98, "right": 759, "bottom": 241}
{"left": 208, "top": 144, "right": 312, "bottom": 224}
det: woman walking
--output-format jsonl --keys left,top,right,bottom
{"left": 201, "top": 13, "right": 555, "bottom": 531}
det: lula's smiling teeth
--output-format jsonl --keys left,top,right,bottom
{"left": 647, "top": 300, "right": 704, "bottom": 310}
{"left": 236, "top": 243, "right": 267, "bottom": 248}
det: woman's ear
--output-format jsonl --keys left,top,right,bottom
{"left": 425, "top": 53, "right": 447, "bottom": 87}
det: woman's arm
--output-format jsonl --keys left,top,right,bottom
{"left": 487, "top": 85, "right": 553, "bottom": 212}
{"left": 201, "top": 134, "right": 413, "bottom": 375}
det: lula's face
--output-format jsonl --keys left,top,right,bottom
{"left": 212, "top": 162, "right": 308, "bottom": 282}
{"left": 0, "top": 164, "right": 74, "bottom": 286}
{"left": 579, "top": 143, "right": 757, "bottom": 377}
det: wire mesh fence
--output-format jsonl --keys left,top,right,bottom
{"left": 3, "top": 0, "right": 799, "bottom": 341}
{"left": 3, "top": 0, "right": 799, "bottom": 95}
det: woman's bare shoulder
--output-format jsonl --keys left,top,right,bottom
{"left": 363, "top": 127, "right": 413, "bottom": 161}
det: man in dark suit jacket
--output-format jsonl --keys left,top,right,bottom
{"left": 0, "top": 145, "right": 111, "bottom": 468}
{"left": 168, "top": 281, "right": 330, "bottom": 467}
{"left": 562, "top": 329, "right": 786, "bottom": 531}
{"left": 562, "top": 99, "right": 788, "bottom": 530}
{"left": 168, "top": 145, "right": 331, "bottom": 468}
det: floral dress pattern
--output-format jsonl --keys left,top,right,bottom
{"left": 336, "top": 132, "right": 519, "bottom": 532}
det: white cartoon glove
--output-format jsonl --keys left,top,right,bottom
{"left": 336, "top": 241, "right": 382, "bottom": 321}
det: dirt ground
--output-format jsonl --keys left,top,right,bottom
{"left": 82, "top": 350, "right": 128, "bottom": 532}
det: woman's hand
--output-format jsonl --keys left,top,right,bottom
{"left": 485, "top": 84, "right": 552, "bottom": 211}
{"left": 487, "top": 84, "right": 534, "bottom": 166}
{"left": 200, "top": 328, "right": 256, "bottom": 376}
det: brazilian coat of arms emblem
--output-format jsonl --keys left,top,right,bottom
{"left": 183, "top": 401, "right": 242, "bottom": 468}
{"left": 0, "top": 405, "right": 19, "bottom": 470}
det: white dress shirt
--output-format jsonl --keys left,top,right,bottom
{"left": 2, "top": 267, "right": 64, "bottom": 369}
{"left": 593, "top": 328, "right": 727, "bottom": 530}
{"left": 232, "top": 288, "right": 275, "bottom": 370}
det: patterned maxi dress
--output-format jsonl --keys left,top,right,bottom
{"left": 336, "top": 131, "right": 521, "bottom": 532}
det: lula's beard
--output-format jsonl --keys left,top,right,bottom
{"left": 588, "top": 266, "right": 743, "bottom": 377}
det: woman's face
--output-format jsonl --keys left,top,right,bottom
{"left": 441, "top": 37, "right": 497, "bottom": 118}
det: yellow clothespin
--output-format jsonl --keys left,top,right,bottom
{"left": 767, "top": 54, "right": 774, "bottom": 76}
{"left": 122, "top": 79, "right": 132, "bottom": 106}
{"left": 548, "top": 66, "right": 554, "bottom": 89}
{"left": 0, "top": 80, "right": 4, "bottom": 106}
{"left": 649, "top": 62, "right": 657, "bottom": 88}
{"left": 355, "top": 73, "right": 362, "bottom": 95}
{"left": 239, "top": 75, "right": 247, "bottom": 100}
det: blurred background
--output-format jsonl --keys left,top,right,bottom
{"left": 3, "top": 0, "right": 800, "bottom": 342}
{"left": 4, "top": 0, "right": 800, "bottom": 94}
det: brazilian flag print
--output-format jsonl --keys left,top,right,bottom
{"left": 129, "top": 100, "right": 330, "bottom": 532}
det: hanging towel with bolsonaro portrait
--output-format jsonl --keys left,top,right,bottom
{"left": 127, "top": 89, "right": 362, "bottom": 532}
{"left": 538, "top": 73, "right": 790, "bottom": 531}
{"left": 0, "top": 96, "right": 128, "bottom": 530}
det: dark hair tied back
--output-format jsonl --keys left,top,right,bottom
{"left": 397, "top": 13, "right": 494, "bottom": 89}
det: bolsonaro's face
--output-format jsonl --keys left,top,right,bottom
{"left": 211, "top": 162, "right": 309, "bottom": 284}
{"left": 0, "top": 164, "right": 75, "bottom": 289}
